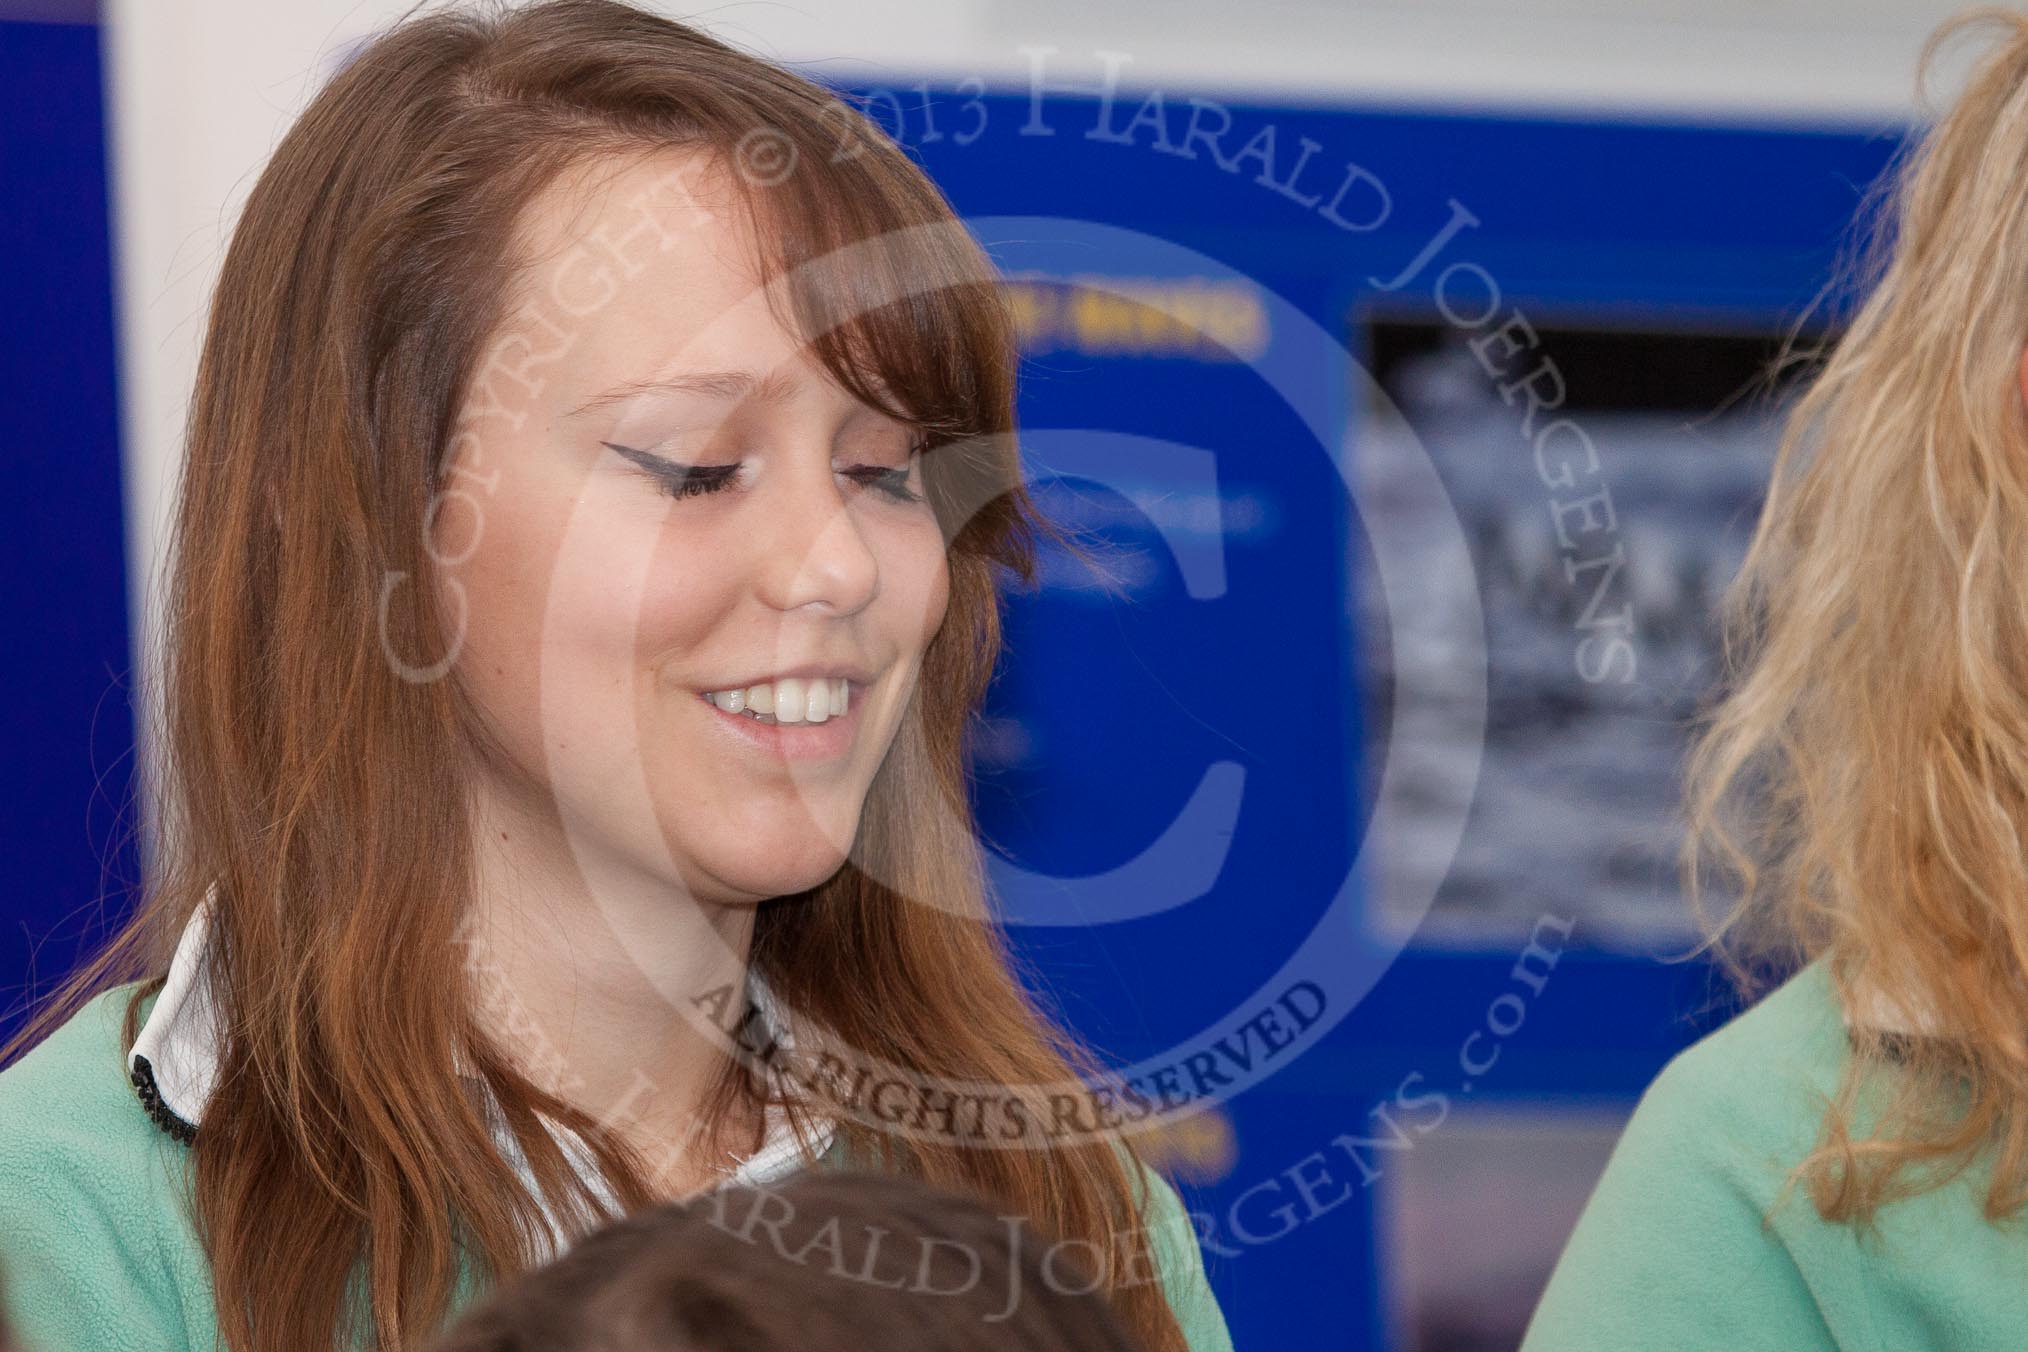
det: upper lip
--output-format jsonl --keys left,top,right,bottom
{"left": 698, "top": 662, "right": 876, "bottom": 692}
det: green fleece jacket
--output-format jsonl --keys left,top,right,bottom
{"left": 0, "top": 983, "right": 1234, "bottom": 1352}
{"left": 1522, "top": 954, "right": 2025, "bottom": 1350}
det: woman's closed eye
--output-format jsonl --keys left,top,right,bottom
{"left": 600, "top": 440, "right": 926, "bottom": 504}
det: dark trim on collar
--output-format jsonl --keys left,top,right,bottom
{"left": 128, "top": 1000, "right": 788, "bottom": 1150}
{"left": 129, "top": 1052, "right": 198, "bottom": 1146}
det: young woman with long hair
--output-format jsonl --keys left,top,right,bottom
{"left": 1523, "top": 8, "right": 2028, "bottom": 1347}
{"left": 0, "top": 3, "right": 1232, "bottom": 1349}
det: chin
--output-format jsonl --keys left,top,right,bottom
{"left": 707, "top": 847, "right": 855, "bottom": 904}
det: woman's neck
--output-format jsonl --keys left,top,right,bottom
{"left": 458, "top": 777, "right": 762, "bottom": 1186}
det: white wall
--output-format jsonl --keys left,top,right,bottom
{"left": 714, "top": 0, "right": 1995, "bottom": 124}
{"left": 99, "top": 0, "right": 2004, "bottom": 853}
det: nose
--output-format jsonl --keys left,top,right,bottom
{"left": 750, "top": 452, "right": 881, "bottom": 616}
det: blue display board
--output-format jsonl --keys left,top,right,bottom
{"left": 0, "top": 18, "right": 136, "bottom": 1042}
{"left": 850, "top": 79, "right": 1903, "bottom": 1347}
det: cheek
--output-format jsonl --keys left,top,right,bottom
{"left": 435, "top": 476, "right": 668, "bottom": 730}
{"left": 896, "top": 527, "right": 953, "bottom": 650}
{"left": 631, "top": 537, "right": 735, "bottom": 659}
{"left": 433, "top": 495, "right": 548, "bottom": 732}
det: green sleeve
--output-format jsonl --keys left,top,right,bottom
{"left": 1126, "top": 1152, "right": 1236, "bottom": 1352}
{"left": 1520, "top": 1050, "right": 1845, "bottom": 1351}
{"left": 0, "top": 1126, "right": 191, "bottom": 1352}
{"left": 0, "top": 990, "right": 196, "bottom": 1352}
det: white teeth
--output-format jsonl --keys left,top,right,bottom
{"left": 704, "top": 677, "right": 853, "bottom": 725}
{"left": 775, "top": 677, "right": 808, "bottom": 723}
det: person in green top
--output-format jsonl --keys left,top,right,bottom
{"left": 0, "top": 4, "right": 1232, "bottom": 1351}
{"left": 1524, "top": 9, "right": 2028, "bottom": 1348}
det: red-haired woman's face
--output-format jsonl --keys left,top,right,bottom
{"left": 433, "top": 148, "right": 950, "bottom": 908}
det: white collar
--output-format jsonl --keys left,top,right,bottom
{"left": 1841, "top": 967, "right": 1938, "bottom": 1038}
{"left": 128, "top": 888, "right": 835, "bottom": 1246}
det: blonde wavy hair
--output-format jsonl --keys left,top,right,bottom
{"left": 1686, "top": 6, "right": 2028, "bottom": 1223}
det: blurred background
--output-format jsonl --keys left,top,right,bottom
{"left": 0, "top": 1, "right": 1991, "bottom": 1347}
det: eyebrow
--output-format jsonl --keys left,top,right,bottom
{"left": 563, "top": 367, "right": 803, "bottom": 420}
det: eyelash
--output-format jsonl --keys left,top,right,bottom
{"left": 601, "top": 440, "right": 928, "bottom": 505}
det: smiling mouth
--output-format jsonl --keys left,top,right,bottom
{"left": 694, "top": 676, "right": 861, "bottom": 728}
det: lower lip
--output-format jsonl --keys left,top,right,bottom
{"left": 694, "top": 686, "right": 862, "bottom": 761}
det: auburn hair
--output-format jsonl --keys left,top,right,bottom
{"left": 431, "top": 1168, "right": 1143, "bottom": 1352}
{"left": 0, "top": 2, "right": 1186, "bottom": 1349}
{"left": 1685, "top": 7, "right": 2028, "bottom": 1229}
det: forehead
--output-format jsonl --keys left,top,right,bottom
{"left": 500, "top": 146, "right": 804, "bottom": 398}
